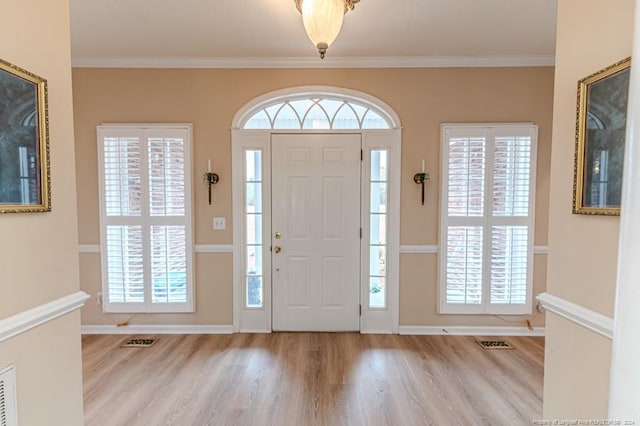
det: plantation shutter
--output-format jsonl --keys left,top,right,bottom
{"left": 440, "top": 124, "right": 537, "bottom": 315}
{"left": 97, "top": 125, "right": 194, "bottom": 313}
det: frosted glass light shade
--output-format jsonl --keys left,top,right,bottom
{"left": 301, "top": 0, "right": 345, "bottom": 58}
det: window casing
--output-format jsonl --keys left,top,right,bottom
{"left": 97, "top": 125, "right": 194, "bottom": 313}
{"left": 439, "top": 124, "right": 537, "bottom": 315}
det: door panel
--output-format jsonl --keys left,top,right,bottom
{"left": 272, "top": 133, "right": 361, "bottom": 331}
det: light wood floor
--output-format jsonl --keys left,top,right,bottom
{"left": 82, "top": 333, "right": 544, "bottom": 425}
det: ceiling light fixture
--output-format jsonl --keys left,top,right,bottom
{"left": 294, "top": 0, "right": 360, "bottom": 59}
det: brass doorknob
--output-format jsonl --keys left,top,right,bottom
{"left": 274, "top": 246, "right": 282, "bottom": 253}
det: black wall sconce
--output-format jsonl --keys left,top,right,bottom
{"left": 413, "top": 159, "right": 430, "bottom": 205}
{"left": 204, "top": 159, "right": 219, "bottom": 205}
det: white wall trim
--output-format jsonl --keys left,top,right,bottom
{"left": 79, "top": 244, "right": 234, "bottom": 253}
{"left": 398, "top": 245, "right": 548, "bottom": 254}
{"left": 72, "top": 55, "right": 555, "bottom": 69}
{"left": 536, "top": 292, "right": 613, "bottom": 339}
{"left": 81, "top": 325, "right": 233, "bottom": 334}
{"left": 0, "top": 291, "right": 90, "bottom": 343}
{"left": 399, "top": 245, "right": 439, "bottom": 254}
{"left": 398, "top": 325, "right": 545, "bottom": 336}
{"left": 534, "top": 245, "right": 549, "bottom": 254}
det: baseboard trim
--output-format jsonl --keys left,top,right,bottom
{"left": 81, "top": 325, "right": 234, "bottom": 334}
{"left": 536, "top": 292, "right": 613, "bottom": 339}
{"left": 361, "top": 329, "right": 394, "bottom": 334}
{"left": 398, "top": 326, "right": 545, "bottom": 336}
{"left": 1, "top": 291, "right": 90, "bottom": 343}
{"left": 239, "top": 328, "right": 272, "bottom": 333}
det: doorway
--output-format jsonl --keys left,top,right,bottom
{"left": 271, "top": 133, "right": 361, "bottom": 331}
{"left": 231, "top": 86, "right": 401, "bottom": 333}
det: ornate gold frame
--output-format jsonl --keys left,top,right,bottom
{"left": 573, "top": 57, "right": 631, "bottom": 216}
{"left": 0, "top": 58, "right": 50, "bottom": 213}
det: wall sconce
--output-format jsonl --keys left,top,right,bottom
{"left": 204, "top": 159, "right": 219, "bottom": 205}
{"left": 413, "top": 159, "right": 430, "bottom": 206}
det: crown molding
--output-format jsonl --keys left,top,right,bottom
{"left": 71, "top": 55, "right": 555, "bottom": 69}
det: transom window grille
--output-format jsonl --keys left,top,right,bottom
{"left": 97, "top": 125, "right": 194, "bottom": 313}
{"left": 439, "top": 124, "right": 537, "bottom": 315}
{"left": 243, "top": 97, "right": 391, "bottom": 130}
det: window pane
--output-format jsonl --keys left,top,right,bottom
{"left": 332, "top": 104, "right": 360, "bottom": 129}
{"left": 244, "top": 110, "right": 271, "bottom": 129}
{"left": 246, "top": 183, "right": 262, "bottom": 213}
{"left": 273, "top": 103, "right": 301, "bottom": 129}
{"left": 246, "top": 214, "right": 262, "bottom": 245}
{"left": 493, "top": 136, "right": 531, "bottom": 217}
{"left": 370, "top": 214, "right": 386, "bottom": 245}
{"left": 150, "top": 226, "right": 187, "bottom": 303}
{"left": 351, "top": 103, "right": 368, "bottom": 121}
{"left": 369, "top": 246, "right": 386, "bottom": 276}
{"left": 302, "top": 104, "right": 331, "bottom": 129}
{"left": 148, "top": 138, "right": 185, "bottom": 216}
{"left": 371, "top": 150, "right": 388, "bottom": 181}
{"left": 245, "top": 150, "right": 262, "bottom": 182}
{"left": 289, "top": 99, "right": 314, "bottom": 119}
{"left": 246, "top": 275, "right": 263, "bottom": 308}
{"left": 369, "top": 276, "right": 386, "bottom": 308}
{"left": 491, "top": 226, "right": 528, "bottom": 304}
{"left": 370, "top": 183, "right": 387, "bottom": 213}
{"left": 445, "top": 226, "right": 483, "bottom": 304}
{"left": 265, "top": 103, "right": 283, "bottom": 121}
{"left": 103, "top": 137, "right": 142, "bottom": 216}
{"left": 318, "top": 99, "right": 343, "bottom": 121}
{"left": 106, "top": 225, "right": 144, "bottom": 303}
{"left": 447, "top": 137, "right": 485, "bottom": 217}
{"left": 247, "top": 245, "right": 262, "bottom": 276}
{"left": 362, "top": 110, "right": 390, "bottom": 129}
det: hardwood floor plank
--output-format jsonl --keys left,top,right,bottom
{"left": 82, "top": 333, "right": 543, "bottom": 425}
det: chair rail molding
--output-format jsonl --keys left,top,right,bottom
{"left": 536, "top": 292, "right": 613, "bottom": 339}
{"left": 0, "top": 291, "right": 90, "bottom": 343}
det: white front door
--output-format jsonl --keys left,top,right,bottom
{"left": 271, "top": 133, "right": 361, "bottom": 331}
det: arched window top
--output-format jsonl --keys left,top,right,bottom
{"left": 234, "top": 86, "right": 400, "bottom": 130}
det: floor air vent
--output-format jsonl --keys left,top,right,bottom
{"left": 120, "top": 338, "right": 158, "bottom": 348}
{"left": 477, "top": 340, "right": 514, "bottom": 350}
{"left": 0, "top": 365, "right": 18, "bottom": 426}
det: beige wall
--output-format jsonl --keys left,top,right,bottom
{"left": 73, "top": 67, "right": 553, "bottom": 328}
{"left": 0, "top": 0, "right": 84, "bottom": 424}
{"left": 543, "top": 0, "right": 635, "bottom": 419}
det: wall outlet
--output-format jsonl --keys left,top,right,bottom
{"left": 97, "top": 292, "right": 103, "bottom": 305}
{"left": 213, "top": 217, "right": 226, "bottom": 230}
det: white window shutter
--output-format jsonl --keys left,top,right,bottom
{"left": 440, "top": 124, "right": 537, "bottom": 315}
{"left": 97, "top": 125, "right": 194, "bottom": 313}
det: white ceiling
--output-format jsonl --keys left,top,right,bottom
{"left": 69, "top": 0, "right": 558, "bottom": 67}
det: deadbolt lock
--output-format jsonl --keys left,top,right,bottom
{"left": 275, "top": 232, "right": 281, "bottom": 239}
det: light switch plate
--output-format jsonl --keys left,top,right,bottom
{"left": 213, "top": 217, "right": 226, "bottom": 230}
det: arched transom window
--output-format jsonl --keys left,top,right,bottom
{"left": 243, "top": 97, "right": 392, "bottom": 130}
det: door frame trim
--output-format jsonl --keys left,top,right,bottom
{"left": 231, "top": 86, "right": 402, "bottom": 333}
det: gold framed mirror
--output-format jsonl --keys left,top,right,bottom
{"left": 573, "top": 57, "right": 631, "bottom": 216}
{"left": 0, "top": 58, "right": 50, "bottom": 213}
